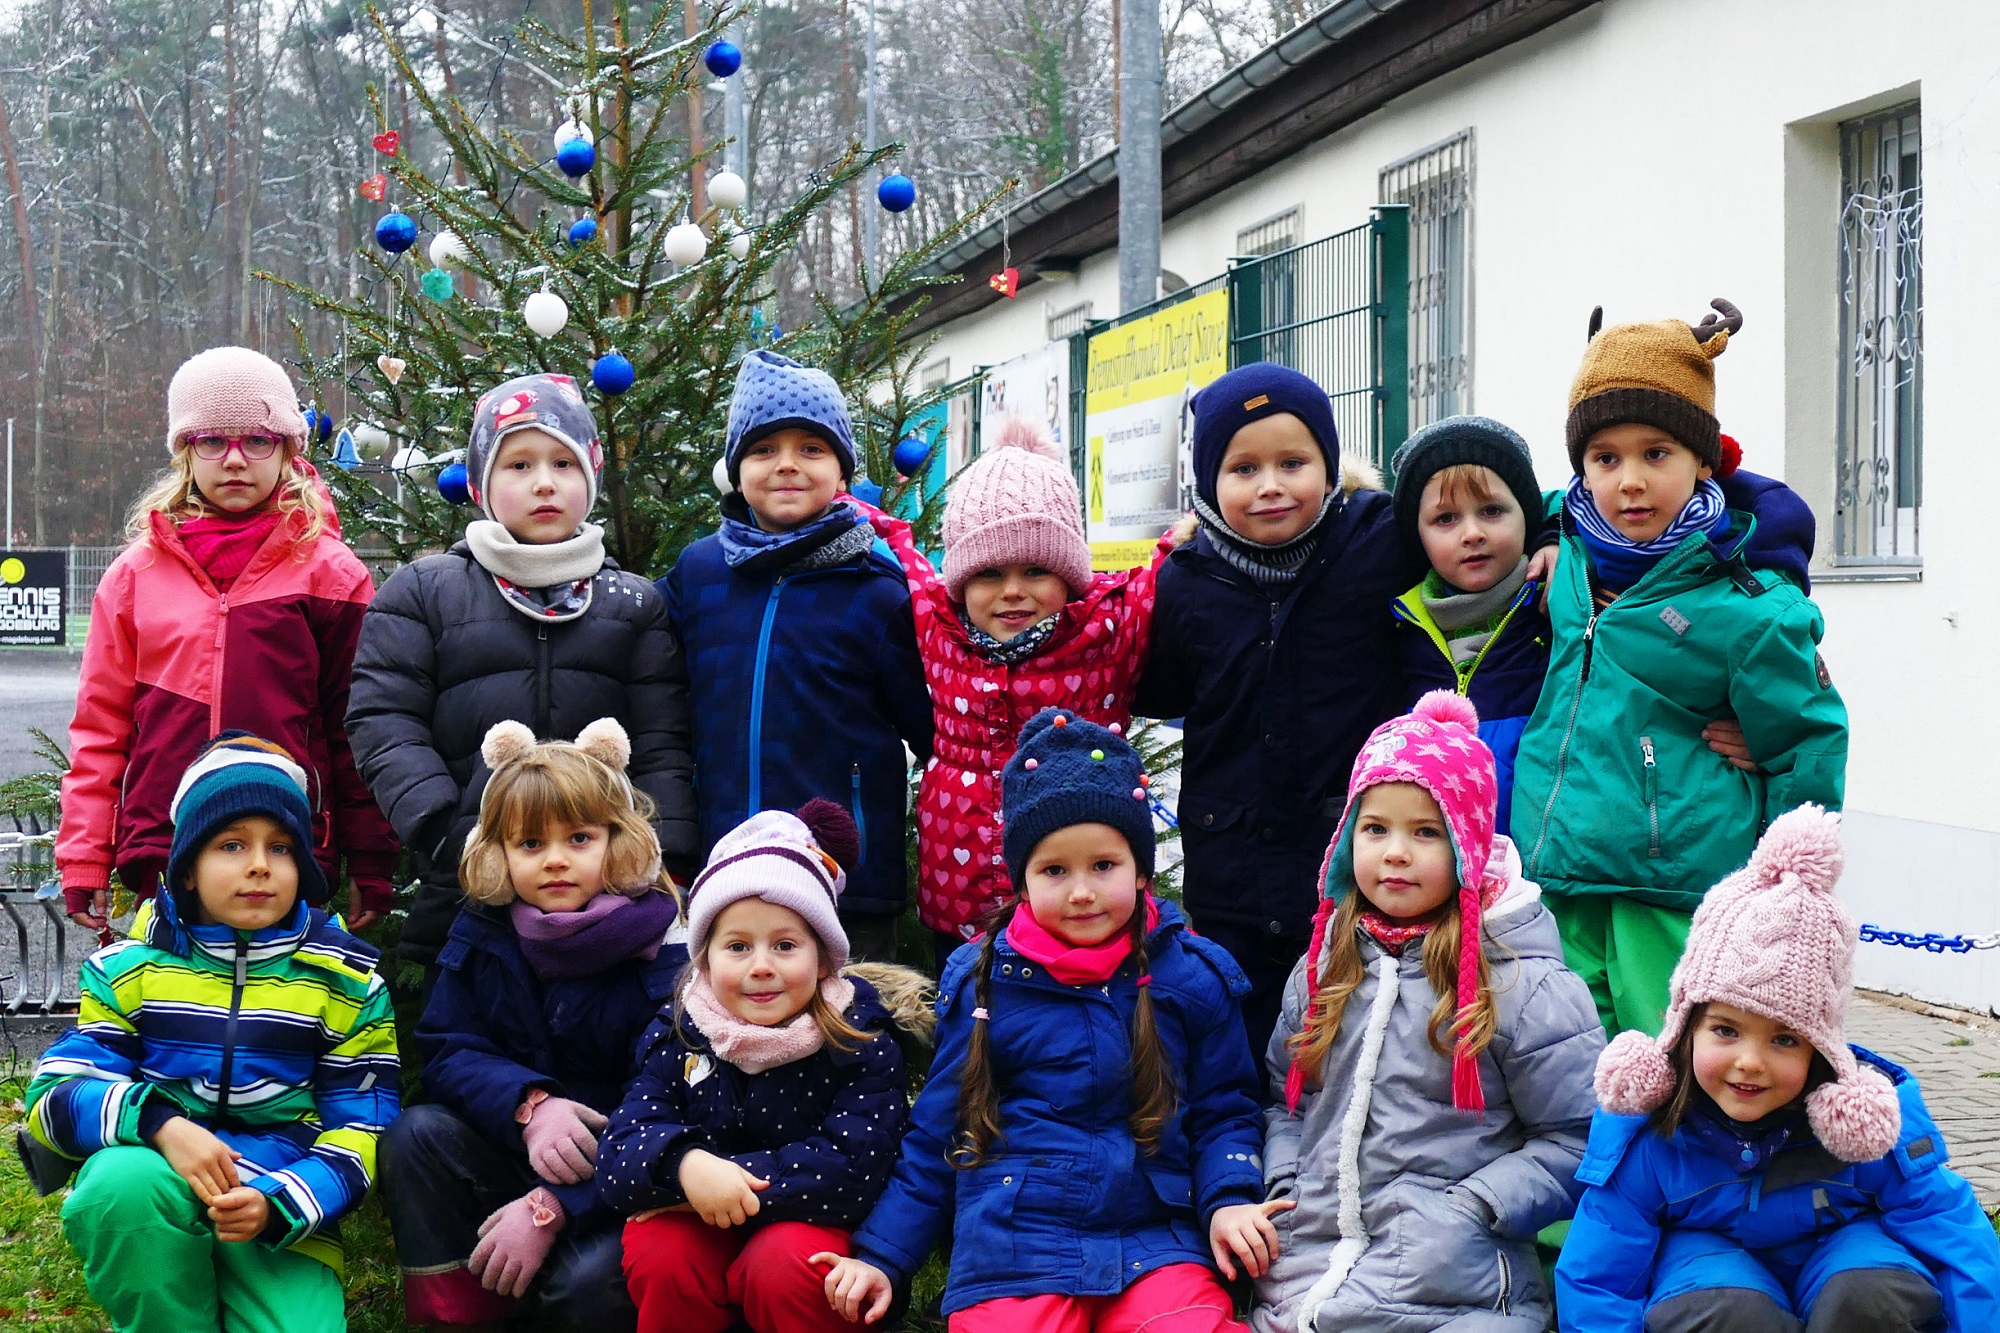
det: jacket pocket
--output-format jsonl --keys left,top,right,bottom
{"left": 952, "top": 1163, "right": 1027, "bottom": 1273}
{"left": 1640, "top": 735, "right": 1662, "bottom": 860}
{"left": 1388, "top": 1184, "right": 1506, "bottom": 1310}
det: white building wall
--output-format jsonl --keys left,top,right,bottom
{"left": 920, "top": 0, "right": 2000, "bottom": 1011}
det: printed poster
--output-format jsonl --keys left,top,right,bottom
{"left": 977, "top": 341, "right": 1073, "bottom": 460}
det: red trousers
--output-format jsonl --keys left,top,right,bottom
{"left": 623, "top": 1211, "right": 853, "bottom": 1333}
{"left": 947, "top": 1263, "right": 1248, "bottom": 1333}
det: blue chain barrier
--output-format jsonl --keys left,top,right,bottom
{"left": 1859, "top": 924, "right": 2000, "bottom": 954}
{"left": 1150, "top": 797, "right": 1179, "bottom": 831}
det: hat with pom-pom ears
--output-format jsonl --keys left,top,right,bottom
{"left": 1287, "top": 690, "right": 1499, "bottom": 1115}
{"left": 1591, "top": 804, "right": 1900, "bottom": 1162}
{"left": 687, "top": 801, "right": 855, "bottom": 968}
{"left": 467, "top": 718, "right": 660, "bottom": 903}
{"left": 941, "top": 414, "right": 1091, "bottom": 600}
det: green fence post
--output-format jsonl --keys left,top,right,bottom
{"left": 1371, "top": 204, "right": 1411, "bottom": 477}
{"left": 1228, "top": 255, "right": 1264, "bottom": 369}
{"left": 1069, "top": 330, "right": 1091, "bottom": 495}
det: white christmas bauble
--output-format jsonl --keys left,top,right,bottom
{"left": 712, "top": 456, "right": 734, "bottom": 495}
{"left": 352, "top": 423, "right": 393, "bottom": 454}
{"left": 724, "top": 224, "right": 752, "bottom": 261}
{"left": 665, "top": 222, "right": 709, "bottom": 267}
{"left": 523, "top": 290, "right": 569, "bottom": 338}
{"left": 428, "top": 231, "right": 471, "bottom": 268}
{"left": 708, "top": 170, "right": 747, "bottom": 210}
{"left": 553, "top": 119, "right": 594, "bottom": 151}
{"left": 390, "top": 445, "right": 432, "bottom": 474}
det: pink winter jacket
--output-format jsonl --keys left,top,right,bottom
{"left": 870, "top": 511, "right": 1168, "bottom": 939}
{"left": 58, "top": 499, "right": 398, "bottom": 913}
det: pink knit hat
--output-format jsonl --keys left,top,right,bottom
{"left": 1287, "top": 690, "right": 1498, "bottom": 1114}
{"left": 1594, "top": 805, "right": 1901, "bottom": 1162}
{"left": 687, "top": 800, "right": 859, "bottom": 970}
{"left": 942, "top": 417, "right": 1092, "bottom": 600}
{"left": 166, "top": 347, "right": 307, "bottom": 454}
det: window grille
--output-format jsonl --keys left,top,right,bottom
{"left": 1379, "top": 131, "right": 1473, "bottom": 428}
{"left": 1233, "top": 208, "right": 1302, "bottom": 364}
{"left": 1236, "top": 208, "right": 1301, "bottom": 258}
{"left": 920, "top": 358, "right": 952, "bottom": 390}
{"left": 1046, "top": 301, "right": 1094, "bottom": 341}
{"left": 1836, "top": 102, "right": 1922, "bottom": 563}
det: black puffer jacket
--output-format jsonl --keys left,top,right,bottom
{"left": 346, "top": 544, "right": 697, "bottom": 964}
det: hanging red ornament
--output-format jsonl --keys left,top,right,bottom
{"left": 357, "top": 173, "right": 387, "bottom": 201}
{"left": 988, "top": 267, "right": 1020, "bottom": 299}
{"left": 372, "top": 131, "right": 401, "bottom": 155}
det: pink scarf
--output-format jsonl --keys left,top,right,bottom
{"left": 679, "top": 969, "right": 857, "bottom": 1075}
{"left": 179, "top": 510, "right": 281, "bottom": 592}
{"left": 1005, "top": 893, "right": 1162, "bottom": 986}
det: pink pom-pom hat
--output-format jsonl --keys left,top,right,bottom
{"left": 1285, "top": 689, "right": 1498, "bottom": 1115}
{"left": 1590, "top": 804, "right": 1901, "bottom": 1162}
{"left": 941, "top": 415, "right": 1092, "bottom": 600}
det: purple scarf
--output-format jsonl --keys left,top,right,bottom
{"left": 508, "top": 889, "right": 679, "bottom": 983}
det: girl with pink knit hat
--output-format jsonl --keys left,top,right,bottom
{"left": 1254, "top": 691, "right": 1604, "bottom": 1333}
{"left": 866, "top": 416, "right": 1176, "bottom": 970}
{"left": 60, "top": 346, "right": 396, "bottom": 937}
{"left": 1557, "top": 805, "right": 2000, "bottom": 1333}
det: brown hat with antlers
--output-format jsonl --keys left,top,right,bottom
{"left": 1566, "top": 299, "right": 1742, "bottom": 474}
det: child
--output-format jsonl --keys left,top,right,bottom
{"left": 61, "top": 346, "right": 396, "bottom": 935}
{"left": 1137, "top": 362, "right": 1420, "bottom": 1060}
{"left": 28, "top": 733, "right": 400, "bottom": 1332}
{"left": 379, "top": 719, "right": 687, "bottom": 1329}
{"left": 347, "top": 372, "right": 696, "bottom": 969}
{"left": 600, "top": 801, "right": 919, "bottom": 1333}
{"left": 1256, "top": 692, "right": 1604, "bottom": 1333}
{"left": 1558, "top": 805, "right": 2000, "bottom": 1332}
{"left": 664, "top": 350, "right": 932, "bottom": 961}
{"left": 867, "top": 416, "right": 1167, "bottom": 969}
{"left": 819, "top": 709, "right": 1278, "bottom": 1330}
{"left": 1511, "top": 302, "right": 1849, "bottom": 1036}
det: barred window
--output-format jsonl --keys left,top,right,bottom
{"left": 1046, "top": 301, "right": 1094, "bottom": 341}
{"left": 1235, "top": 208, "right": 1300, "bottom": 258}
{"left": 1836, "top": 103, "right": 1922, "bottom": 563}
{"left": 920, "top": 358, "right": 952, "bottom": 390}
{"left": 1380, "top": 131, "right": 1473, "bottom": 428}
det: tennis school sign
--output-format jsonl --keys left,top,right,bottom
{"left": 1083, "top": 289, "right": 1229, "bottom": 569}
{"left": 0, "top": 550, "right": 65, "bottom": 646}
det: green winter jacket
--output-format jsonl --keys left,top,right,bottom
{"left": 1512, "top": 512, "right": 1847, "bottom": 912}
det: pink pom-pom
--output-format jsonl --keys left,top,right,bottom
{"left": 992, "top": 414, "right": 1066, "bottom": 463}
{"left": 795, "top": 797, "right": 861, "bottom": 874}
{"left": 1411, "top": 688, "right": 1480, "bottom": 731}
{"left": 1747, "top": 804, "right": 1844, "bottom": 896}
{"left": 1807, "top": 1066, "right": 1901, "bottom": 1162}
{"left": 1108, "top": 722, "right": 1123, "bottom": 736}
{"left": 1132, "top": 787, "right": 1145, "bottom": 800}
{"left": 1594, "top": 1029, "right": 1677, "bottom": 1115}
{"left": 1024, "top": 758, "right": 1038, "bottom": 770}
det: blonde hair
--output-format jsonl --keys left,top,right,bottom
{"left": 1425, "top": 463, "right": 1502, "bottom": 511}
{"left": 678, "top": 913, "right": 872, "bottom": 1053}
{"left": 1285, "top": 886, "right": 1501, "bottom": 1089}
{"left": 128, "top": 448, "right": 332, "bottom": 546}
{"left": 458, "top": 745, "right": 669, "bottom": 906}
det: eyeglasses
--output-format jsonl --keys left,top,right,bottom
{"left": 188, "top": 434, "right": 285, "bottom": 461}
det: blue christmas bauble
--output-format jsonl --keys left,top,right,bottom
{"left": 592, "top": 351, "right": 636, "bottom": 395}
{"left": 303, "top": 406, "right": 334, "bottom": 443}
{"left": 556, "top": 136, "right": 597, "bottom": 177}
{"left": 704, "top": 40, "right": 742, "bottom": 77}
{"left": 892, "top": 434, "right": 932, "bottom": 476}
{"left": 568, "top": 217, "right": 599, "bottom": 248}
{"left": 876, "top": 174, "right": 916, "bottom": 213}
{"left": 437, "top": 462, "right": 471, "bottom": 505}
{"left": 375, "top": 211, "right": 418, "bottom": 253}
{"left": 850, "top": 478, "right": 884, "bottom": 506}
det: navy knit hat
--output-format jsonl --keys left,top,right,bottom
{"left": 1188, "top": 362, "right": 1339, "bottom": 509}
{"left": 1001, "top": 708, "right": 1156, "bottom": 888}
{"left": 165, "top": 732, "right": 328, "bottom": 909}
{"left": 467, "top": 373, "right": 604, "bottom": 519}
{"left": 1388, "top": 415, "right": 1545, "bottom": 561}
{"left": 724, "top": 350, "right": 857, "bottom": 485}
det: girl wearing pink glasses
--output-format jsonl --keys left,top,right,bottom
{"left": 58, "top": 346, "right": 396, "bottom": 937}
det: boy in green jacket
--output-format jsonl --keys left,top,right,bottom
{"left": 1513, "top": 300, "right": 1847, "bottom": 1037}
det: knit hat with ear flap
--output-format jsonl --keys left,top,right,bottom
{"left": 1287, "top": 690, "right": 1499, "bottom": 1115}
{"left": 468, "top": 717, "right": 660, "bottom": 901}
{"left": 1594, "top": 804, "right": 1902, "bottom": 1163}
{"left": 166, "top": 347, "right": 309, "bottom": 454}
{"left": 1566, "top": 298, "right": 1742, "bottom": 474}
{"left": 942, "top": 415, "right": 1092, "bottom": 600}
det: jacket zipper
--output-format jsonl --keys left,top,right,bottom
{"left": 1641, "top": 735, "right": 1661, "bottom": 858}
{"left": 746, "top": 578, "right": 786, "bottom": 811}
{"left": 214, "top": 939, "right": 248, "bottom": 1123}
{"left": 1456, "top": 583, "right": 1535, "bottom": 691}
{"left": 535, "top": 625, "right": 552, "bottom": 737}
{"left": 1527, "top": 607, "right": 1599, "bottom": 877}
{"left": 850, "top": 765, "right": 868, "bottom": 863}
{"left": 210, "top": 594, "right": 231, "bottom": 735}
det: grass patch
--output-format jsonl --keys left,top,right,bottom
{"left": 1946, "top": 1037, "right": 1973, "bottom": 1047}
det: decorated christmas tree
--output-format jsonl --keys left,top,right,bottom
{"left": 265, "top": 1, "right": 995, "bottom": 573}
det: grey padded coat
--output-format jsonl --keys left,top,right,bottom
{"left": 1254, "top": 865, "right": 1604, "bottom": 1333}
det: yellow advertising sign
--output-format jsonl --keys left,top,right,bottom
{"left": 1085, "top": 288, "right": 1230, "bottom": 415}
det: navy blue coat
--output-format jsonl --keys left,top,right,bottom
{"left": 596, "top": 976, "right": 909, "bottom": 1228}
{"left": 414, "top": 899, "right": 689, "bottom": 1224}
{"left": 1721, "top": 469, "right": 1815, "bottom": 591}
{"left": 1136, "top": 485, "right": 1418, "bottom": 938}
{"left": 853, "top": 900, "right": 1265, "bottom": 1314}
{"left": 662, "top": 530, "right": 932, "bottom": 918}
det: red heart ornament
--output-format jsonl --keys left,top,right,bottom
{"left": 357, "top": 173, "right": 387, "bottom": 202}
{"left": 987, "top": 267, "right": 1020, "bottom": 299}
{"left": 372, "top": 131, "right": 401, "bottom": 156}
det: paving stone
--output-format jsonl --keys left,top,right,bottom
{"left": 1848, "top": 992, "right": 2000, "bottom": 1208}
